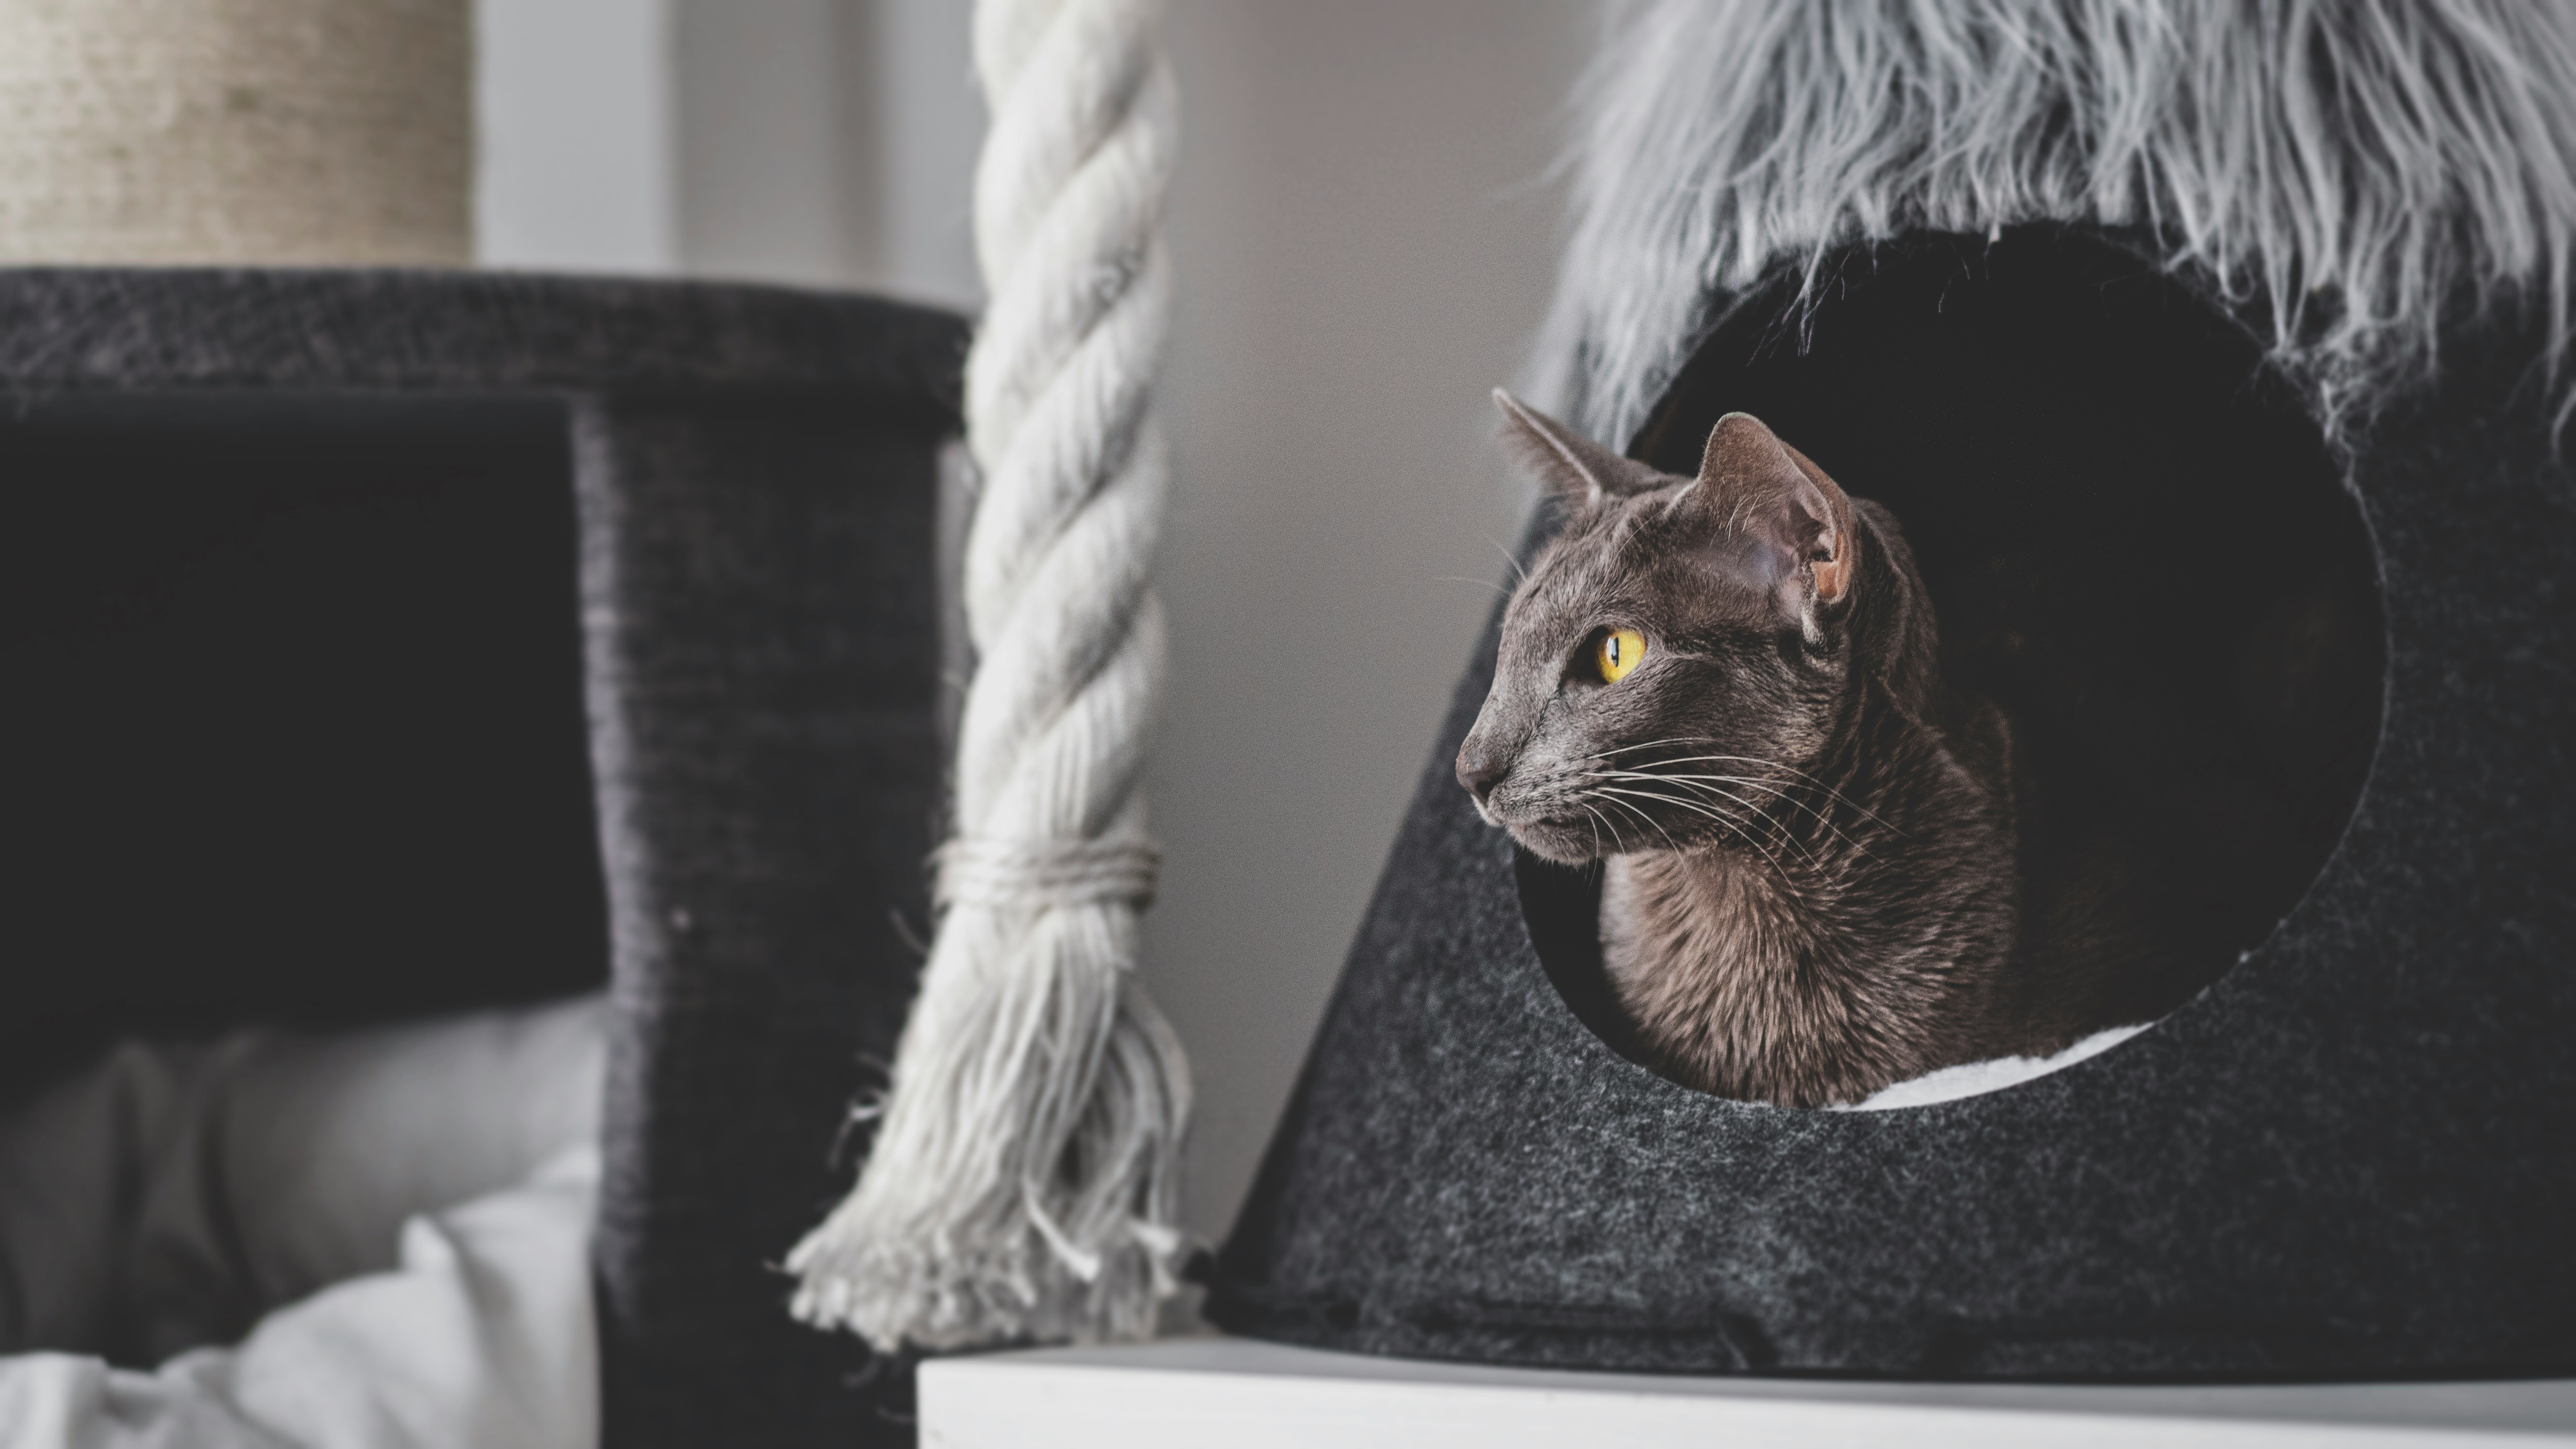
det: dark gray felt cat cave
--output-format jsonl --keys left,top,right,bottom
{"left": 1204, "top": 224, "right": 2576, "bottom": 1378}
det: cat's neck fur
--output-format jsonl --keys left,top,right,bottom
{"left": 1599, "top": 507, "right": 2045, "bottom": 1106}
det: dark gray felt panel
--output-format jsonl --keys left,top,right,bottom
{"left": 575, "top": 396, "right": 944, "bottom": 1446}
{"left": 0, "top": 267, "right": 963, "bottom": 404}
{"left": 0, "top": 268, "right": 964, "bottom": 1445}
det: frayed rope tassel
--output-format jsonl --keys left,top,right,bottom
{"left": 786, "top": 847, "right": 1192, "bottom": 1348}
{"left": 785, "top": 0, "right": 1192, "bottom": 1354}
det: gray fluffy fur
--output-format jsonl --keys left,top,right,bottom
{"left": 1534, "top": 0, "right": 2576, "bottom": 446}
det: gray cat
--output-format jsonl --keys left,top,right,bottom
{"left": 1458, "top": 391, "right": 2138, "bottom": 1106}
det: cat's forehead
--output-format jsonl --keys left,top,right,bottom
{"left": 1515, "top": 488, "right": 1774, "bottom": 626}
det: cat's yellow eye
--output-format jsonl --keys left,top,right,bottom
{"left": 1596, "top": 627, "right": 1647, "bottom": 684}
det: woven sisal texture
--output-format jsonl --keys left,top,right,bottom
{"left": 0, "top": 0, "right": 471, "bottom": 266}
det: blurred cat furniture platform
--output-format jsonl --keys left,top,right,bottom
{"left": 921, "top": 1340, "right": 2576, "bottom": 1447}
{"left": 0, "top": 268, "right": 965, "bottom": 1448}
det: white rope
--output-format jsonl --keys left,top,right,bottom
{"left": 786, "top": 0, "right": 1190, "bottom": 1352}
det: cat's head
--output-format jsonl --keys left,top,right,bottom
{"left": 1457, "top": 392, "right": 1876, "bottom": 866}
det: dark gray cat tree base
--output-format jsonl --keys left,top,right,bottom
{"left": 0, "top": 268, "right": 964, "bottom": 1447}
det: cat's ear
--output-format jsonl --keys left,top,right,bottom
{"left": 1692, "top": 412, "right": 1858, "bottom": 610}
{"left": 1493, "top": 389, "right": 1665, "bottom": 506}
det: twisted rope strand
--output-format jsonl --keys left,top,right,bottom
{"left": 787, "top": 0, "right": 1189, "bottom": 1352}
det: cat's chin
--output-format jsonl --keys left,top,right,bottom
{"left": 1500, "top": 819, "right": 1606, "bottom": 868}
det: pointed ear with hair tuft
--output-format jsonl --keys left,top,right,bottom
{"left": 1693, "top": 412, "right": 1859, "bottom": 614}
{"left": 1493, "top": 388, "right": 1667, "bottom": 506}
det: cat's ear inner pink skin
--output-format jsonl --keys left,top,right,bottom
{"left": 1691, "top": 412, "right": 1858, "bottom": 608}
{"left": 1492, "top": 388, "right": 1668, "bottom": 506}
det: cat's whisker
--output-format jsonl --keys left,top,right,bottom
{"left": 1590, "top": 734, "right": 1750, "bottom": 754}
{"left": 1589, "top": 783, "right": 1809, "bottom": 873}
{"left": 1575, "top": 800, "right": 1610, "bottom": 856}
{"left": 1661, "top": 791, "right": 1803, "bottom": 876}
{"left": 1596, "top": 791, "right": 1750, "bottom": 850}
{"left": 1590, "top": 768, "right": 1821, "bottom": 815}
{"left": 1585, "top": 769, "right": 1835, "bottom": 839}
{"left": 1590, "top": 740, "right": 1819, "bottom": 782}
{"left": 1634, "top": 754, "right": 1879, "bottom": 801}
{"left": 1587, "top": 745, "right": 1908, "bottom": 836}
{"left": 1601, "top": 789, "right": 1757, "bottom": 872}
{"left": 1590, "top": 736, "right": 1735, "bottom": 759}
{"left": 1583, "top": 798, "right": 1633, "bottom": 855}
{"left": 1587, "top": 782, "right": 1745, "bottom": 835}
{"left": 1586, "top": 769, "right": 1882, "bottom": 862}
{"left": 1589, "top": 743, "right": 1829, "bottom": 797}
{"left": 1433, "top": 574, "right": 1514, "bottom": 598}
{"left": 1543, "top": 779, "right": 1630, "bottom": 854}
{"left": 1486, "top": 536, "right": 1529, "bottom": 587}
{"left": 1634, "top": 781, "right": 1835, "bottom": 872}
{"left": 1588, "top": 789, "right": 1685, "bottom": 855}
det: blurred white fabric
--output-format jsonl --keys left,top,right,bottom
{"left": 0, "top": 995, "right": 606, "bottom": 1449}
{"left": 1842, "top": 1022, "right": 2151, "bottom": 1110}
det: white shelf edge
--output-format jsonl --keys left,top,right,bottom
{"left": 919, "top": 1337, "right": 2576, "bottom": 1449}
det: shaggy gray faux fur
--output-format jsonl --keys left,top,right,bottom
{"left": 1534, "top": 0, "right": 2576, "bottom": 444}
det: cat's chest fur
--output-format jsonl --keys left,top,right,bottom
{"left": 1599, "top": 850, "right": 1925, "bottom": 1106}
{"left": 1595, "top": 692, "right": 2044, "bottom": 1107}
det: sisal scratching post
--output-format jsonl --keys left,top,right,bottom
{"left": 0, "top": 0, "right": 471, "bottom": 266}
{"left": 787, "top": 0, "right": 1191, "bottom": 1351}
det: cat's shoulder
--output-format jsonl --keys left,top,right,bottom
{"left": 1940, "top": 685, "right": 2017, "bottom": 813}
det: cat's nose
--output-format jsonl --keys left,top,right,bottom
{"left": 1456, "top": 744, "right": 1509, "bottom": 802}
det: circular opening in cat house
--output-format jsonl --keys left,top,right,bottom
{"left": 1516, "top": 229, "right": 2386, "bottom": 1108}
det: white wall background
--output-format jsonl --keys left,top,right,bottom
{"left": 477, "top": 0, "right": 1585, "bottom": 1250}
